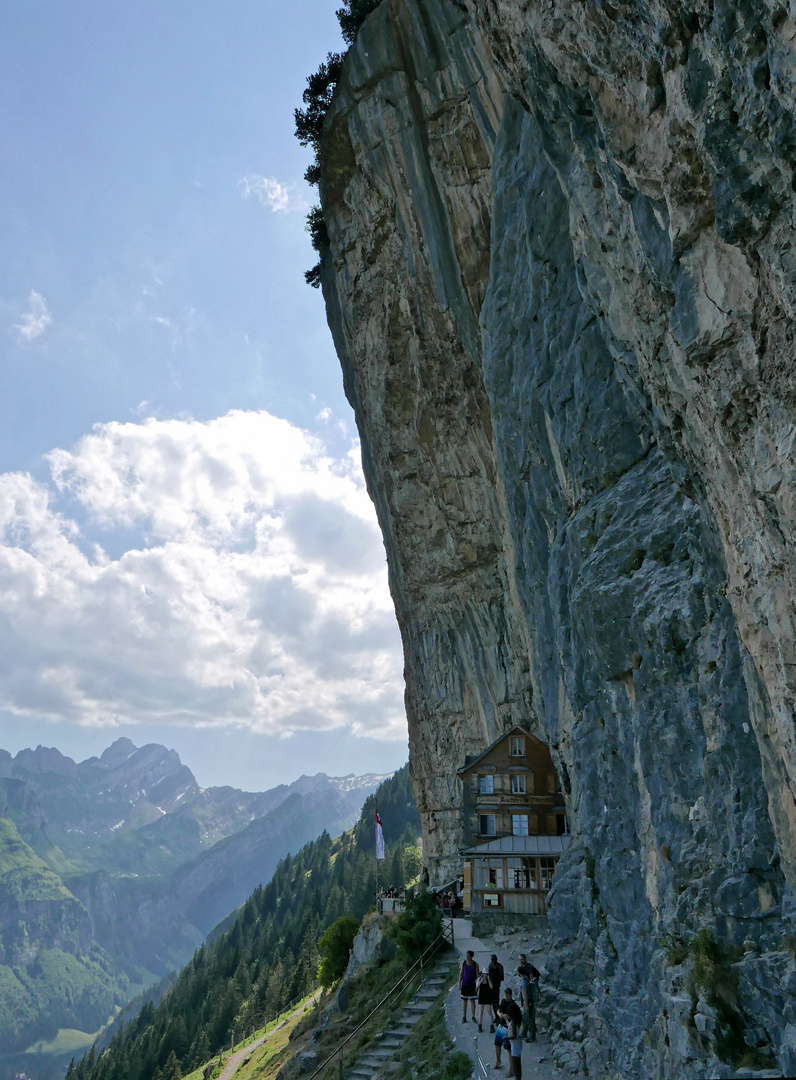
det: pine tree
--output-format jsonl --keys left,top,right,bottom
{"left": 163, "top": 1049, "right": 182, "bottom": 1079}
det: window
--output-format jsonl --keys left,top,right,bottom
{"left": 488, "top": 860, "right": 504, "bottom": 888}
{"left": 556, "top": 812, "right": 569, "bottom": 836}
{"left": 547, "top": 772, "right": 557, "bottom": 794}
{"left": 539, "top": 856, "right": 557, "bottom": 891}
{"left": 480, "top": 814, "right": 496, "bottom": 836}
{"left": 484, "top": 893, "right": 501, "bottom": 907}
{"left": 510, "top": 774, "right": 526, "bottom": 794}
{"left": 479, "top": 774, "right": 494, "bottom": 794}
{"left": 510, "top": 736, "right": 525, "bottom": 757}
{"left": 512, "top": 814, "right": 529, "bottom": 836}
{"left": 509, "top": 857, "right": 532, "bottom": 889}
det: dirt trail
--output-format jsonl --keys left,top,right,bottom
{"left": 215, "top": 991, "right": 322, "bottom": 1080}
{"left": 217, "top": 1035, "right": 267, "bottom": 1080}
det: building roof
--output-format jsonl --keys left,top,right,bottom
{"left": 458, "top": 724, "right": 549, "bottom": 775}
{"left": 464, "top": 834, "right": 571, "bottom": 857}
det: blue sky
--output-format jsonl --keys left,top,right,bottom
{"left": 0, "top": 1, "right": 409, "bottom": 790}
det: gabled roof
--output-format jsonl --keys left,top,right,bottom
{"left": 457, "top": 724, "right": 550, "bottom": 775}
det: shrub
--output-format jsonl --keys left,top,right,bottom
{"left": 387, "top": 889, "right": 442, "bottom": 962}
{"left": 294, "top": 53, "right": 344, "bottom": 158}
{"left": 318, "top": 916, "right": 360, "bottom": 988}
{"left": 336, "top": 0, "right": 382, "bottom": 45}
{"left": 294, "top": 3, "right": 385, "bottom": 285}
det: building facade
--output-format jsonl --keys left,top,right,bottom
{"left": 459, "top": 725, "right": 569, "bottom": 919}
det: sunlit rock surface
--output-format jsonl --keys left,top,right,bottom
{"left": 318, "top": 0, "right": 796, "bottom": 1074}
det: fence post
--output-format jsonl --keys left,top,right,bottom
{"left": 338, "top": 1047, "right": 343, "bottom": 1080}
{"left": 420, "top": 954, "right": 424, "bottom": 987}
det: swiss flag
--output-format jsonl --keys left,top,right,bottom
{"left": 375, "top": 808, "right": 385, "bottom": 860}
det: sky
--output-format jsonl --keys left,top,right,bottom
{"left": 0, "top": 1, "right": 409, "bottom": 791}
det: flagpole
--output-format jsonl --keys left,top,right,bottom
{"left": 375, "top": 805, "right": 384, "bottom": 912}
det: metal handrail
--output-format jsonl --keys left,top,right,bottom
{"left": 306, "top": 918, "right": 454, "bottom": 1080}
{"left": 473, "top": 1035, "right": 490, "bottom": 1079}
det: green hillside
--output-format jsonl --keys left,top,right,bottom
{"left": 69, "top": 765, "right": 420, "bottom": 1080}
{"left": 0, "top": 818, "right": 129, "bottom": 1055}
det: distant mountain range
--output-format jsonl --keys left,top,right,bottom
{"left": 0, "top": 738, "right": 389, "bottom": 1057}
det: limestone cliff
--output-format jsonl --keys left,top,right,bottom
{"left": 317, "top": 0, "right": 796, "bottom": 1074}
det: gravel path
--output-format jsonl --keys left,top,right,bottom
{"left": 445, "top": 919, "right": 585, "bottom": 1080}
{"left": 217, "top": 1036, "right": 266, "bottom": 1080}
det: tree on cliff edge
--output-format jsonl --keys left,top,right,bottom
{"left": 318, "top": 916, "right": 360, "bottom": 988}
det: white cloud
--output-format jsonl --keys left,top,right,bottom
{"left": 13, "top": 290, "right": 52, "bottom": 343}
{"left": 240, "top": 175, "right": 310, "bottom": 214}
{"left": 0, "top": 410, "right": 406, "bottom": 741}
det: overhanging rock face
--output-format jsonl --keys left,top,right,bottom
{"left": 317, "top": 0, "right": 796, "bottom": 1074}
{"left": 320, "top": 0, "right": 535, "bottom": 885}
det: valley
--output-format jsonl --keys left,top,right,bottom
{"left": 0, "top": 738, "right": 387, "bottom": 1065}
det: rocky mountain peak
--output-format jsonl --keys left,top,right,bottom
{"left": 14, "top": 744, "right": 81, "bottom": 776}
{"left": 98, "top": 736, "right": 138, "bottom": 769}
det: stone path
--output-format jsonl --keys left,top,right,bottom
{"left": 445, "top": 919, "right": 585, "bottom": 1080}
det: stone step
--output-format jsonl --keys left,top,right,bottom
{"left": 360, "top": 1053, "right": 390, "bottom": 1066}
{"left": 365, "top": 1045, "right": 396, "bottom": 1059}
{"left": 342, "top": 958, "right": 455, "bottom": 1079}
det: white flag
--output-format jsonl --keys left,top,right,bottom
{"left": 375, "top": 808, "right": 385, "bottom": 860}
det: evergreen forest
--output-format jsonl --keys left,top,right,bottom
{"left": 66, "top": 766, "right": 420, "bottom": 1080}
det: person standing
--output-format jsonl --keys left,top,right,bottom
{"left": 459, "top": 950, "right": 479, "bottom": 1022}
{"left": 476, "top": 968, "right": 494, "bottom": 1032}
{"left": 488, "top": 953, "right": 504, "bottom": 1031}
{"left": 518, "top": 956, "right": 540, "bottom": 1041}
{"left": 496, "top": 987, "right": 523, "bottom": 1078}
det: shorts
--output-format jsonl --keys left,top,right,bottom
{"left": 494, "top": 1026, "right": 508, "bottom": 1046}
{"left": 461, "top": 988, "right": 476, "bottom": 1000}
{"left": 510, "top": 1039, "right": 523, "bottom": 1058}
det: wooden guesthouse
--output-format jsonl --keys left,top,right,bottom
{"left": 459, "top": 725, "right": 569, "bottom": 925}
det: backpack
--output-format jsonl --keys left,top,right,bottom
{"left": 530, "top": 979, "right": 541, "bottom": 1004}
